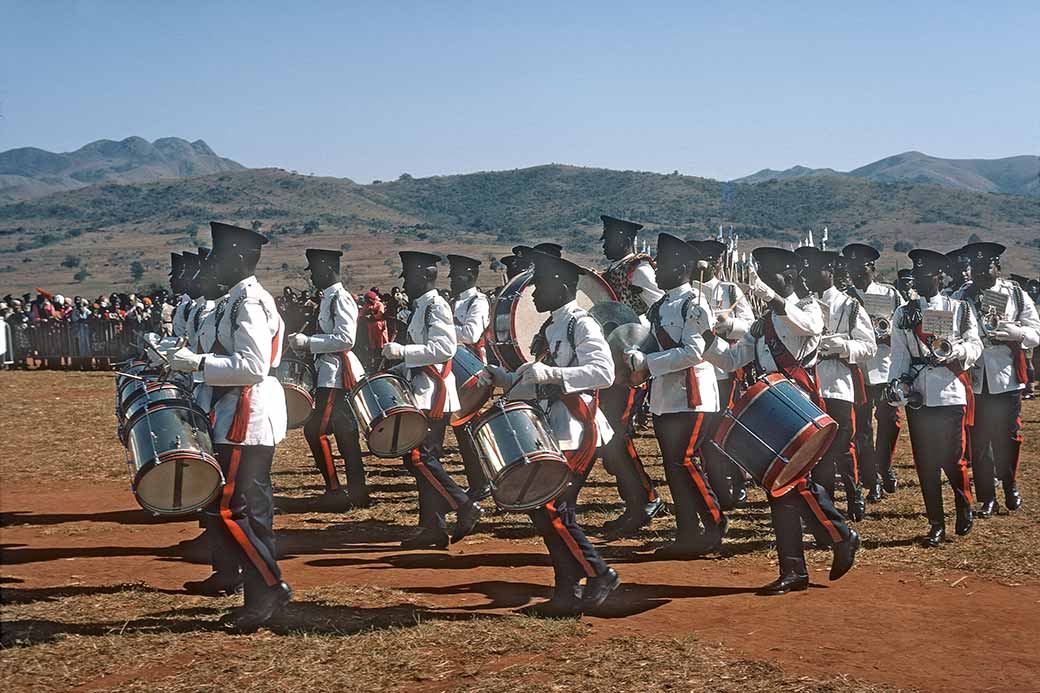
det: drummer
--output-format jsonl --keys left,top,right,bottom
{"left": 166, "top": 221, "right": 291, "bottom": 633}
{"left": 702, "top": 247, "right": 860, "bottom": 595}
{"left": 168, "top": 252, "right": 188, "bottom": 336}
{"left": 172, "top": 251, "right": 201, "bottom": 339}
{"left": 447, "top": 254, "right": 493, "bottom": 501}
{"left": 185, "top": 247, "right": 214, "bottom": 351}
{"left": 623, "top": 234, "right": 725, "bottom": 557}
{"left": 500, "top": 253, "right": 533, "bottom": 280}
{"left": 381, "top": 251, "right": 483, "bottom": 549}
{"left": 288, "top": 248, "right": 369, "bottom": 509}
{"left": 481, "top": 250, "right": 620, "bottom": 617}
{"left": 596, "top": 215, "right": 665, "bottom": 535}
{"left": 690, "top": 238, "right": 755, "bottom": 511}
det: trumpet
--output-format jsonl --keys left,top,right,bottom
{"left": 981, "top": 309, "right": 1001, "bottom": 334}
{"left": 884, "top": 378, "right": 923, "bottom": 409}
{"left": 873, "top": 316, "right": 891, "bottom": 340}
{"left": 930, "top": 337, "right": 954, "bottom": 359}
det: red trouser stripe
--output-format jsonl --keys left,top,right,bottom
{"left": 798, "top": 478, "right": 842, "bottom": 543}
{"left": 848, "top": 405, "right": 859, "bottom": 485}
{"left": 546, "top": 500, "right": 596, "bottom": 578}
{"left": 220, "top": 447, "right": 278, "bottom": 586}
{"left": 956, "top": 423, "right": 973, "bottom": 503}
{"left": 620, "top": 387, "right": 656, "bottom": 501}
{"left": 317, "top": 392, "right": 340, "bottom": 491}
{"left": 682, "top": 415, "right": 720, "bottom": 524}
{"left": 410, "top": 447, "right": 459, "bottom": 510}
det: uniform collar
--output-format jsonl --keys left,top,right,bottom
{"left": 551, "top": 300, "right": 579, "bottom": 322}
{"left": 703, "top": 276, "right": 720, "bottom": 288}
{"left": 783, "top": 291, "right": 801, "bottom": 306}
{"left": 415, "top": 288, "right": 439, "bottom": 306}
{"left": 456, "top": 287, "right": 478, "bottom": 301}
{"left": 321, "top": 282, "right": 343, "bottom": 298}
{"left": 193, "top": 295, "right": 207, "bottom": 306}
{"left": 821, "top": 285, "right": 842, "bottom": 302}
{"left": 667, "top": 282, "right": 692, "bottom": 298}
{"left": 230, "top": 275, "right": 256, "bottom": 294}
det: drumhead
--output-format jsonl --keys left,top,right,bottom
{"left": 135, "top": 451, "right": 222, "bottom": 515}
{"left": 494, "top": 453, "right": 572, "bottom": 511}
{"left": 284, "top": 386, "right": 315, "bottom": 429}
{"left": 769, "top": 418, "right": 837, "bottom": 496}
{"left": 367, "top": 409, "right": 428, "bottom": 458}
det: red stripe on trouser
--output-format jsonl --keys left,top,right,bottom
{"left": 317, "top": 392, "right": 340, "bottom": 490}
{"left": 220, "top": 447, "right": 278, "bottom": 586}
{"left": 798, "top": 479, "right": 842, "bottom": 543}
{"left": 410, "top": 447, "right": 459, "bottom": 510}
{"left": 1011, "top": 411, "right": 1023, "bottom": 480}
{"left": 546, "top": 500, "right": 596, "bottom": 577}
{"left": 681, "top": 415, "right": 721, "bottom": 524}
{"left": 848, "top": 406, "right": 858, "bottom": 485}
{"left": 620, "top": 388, "right": 656, "bottom": 501}
{"left": 956, "top": 422, "right": 973, "bottom": 503}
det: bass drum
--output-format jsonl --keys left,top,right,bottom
{"left": 451, "top": 346, "right": 492, "bottom": 426}
{"left": 349, "top": 373, "right": 428, "bottom": 457}
{"left": 489, "top": 270, "right": 615, "bottom": 371}
{"left": 471, "top": 401, "right": 571, "bottom": 511}
{"left": 271, "top": 356, "right": 317, "bottom": 429}
{"left": 710, "top": 374, "right": 837, "bottom": 497}
{"left": 122, "top": 391, "right": 222, "bottom": 516}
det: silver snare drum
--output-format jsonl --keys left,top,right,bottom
{"left": 272, "top": 356, "right": 317, "bottom": 429}
{"left": 348, "top": 373, "right": 428, "bottom": 457}
{"left": 471, "top": 401, "right": 571, "bottom": 511}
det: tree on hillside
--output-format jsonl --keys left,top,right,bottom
{"left": 74, "top": 268, "right": 90, "bottom": 282}
{"left": 251, "top": 220, "right": 263, "bottom": 231}
{"left": 130, "top": 261, "right": 145, "bottom": 282}
{"left": 303, "top": 220, "right": 320, "bottom": 234}
{"left": 62, "top": 255, "right": 81, "bottom": 268}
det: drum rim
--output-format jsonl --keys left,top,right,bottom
{"left": 451, "top": 373, "right": 492, "bottom": 426}
{"left": 123, "top": 399, "right": 211, "bottom": 442}
{"left": 471, "top": 399, "right": 544, "bottom": 429}
{"left": 713, "top": 375, "right": 777, "bottom": 446}
{"left": 493, "top": 453, "right": 571, "bottom": 511}
{"left": 348, "top": 371, "right": 409, "bottom": 399}
{"left": 764, "top": 414, "right": 838, "bottom": 497}
{"left": 366, "top": 408, "right": 428, "bottom": 457}
{"left": 133, "top": 448, "right": 223, "bottom": 515}
{"left": 282, "top": 383, "right": 316, "bottom": 406}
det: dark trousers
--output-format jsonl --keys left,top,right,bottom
{"left": 304, "top": 387, "right": 365, "bottom": 494}
{"left": 906, "top": 405, "right": 972, "bottom": 526}
{"left": 815, "top": 399, "right": 858, "bottom": 501}
{"left": 599, "top": 383, "right": 658, "bottom": 510}
{"left": 769, "top": 478, "right": 852, "bottom": 576}
{"left": 454, "top": 422, "right": 489, "bottom": 492}
{"left": 403, "top": 416, "right": 470, "bottom": 532}
{"left": 207, "top": 444, "right": 281, "bottom": 601}
{"left": 529, "top": 459, "right": 609, "bottom": 587}
{"left": 653, "top": 412, "right": 723, "bottom": 540}
{"left": 702, "top": 377, "right": 744, "bottom": 507}
{"left": 971, "top": 390, "right": 1023, "bottom": 503}
{"left": 856, "top": 383, "right": 902, "bottom": 484}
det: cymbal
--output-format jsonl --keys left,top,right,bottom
{"left": 588, "top": 301, "right": 640, "bottom": 337}
{"left": 606, "top": 323, "right": 658, "bottom": 386}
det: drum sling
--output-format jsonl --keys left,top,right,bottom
{"left": 408, "top": 302, "right": 452, "bottom": 420}
{"left": 455, "top": 294, "right": 488, "bottom": 363}
{"left": 648, "top": 295, "right": 702, "bottom": 408}
{"left": 762, "top": 312, "right": 825, "bottom": 410}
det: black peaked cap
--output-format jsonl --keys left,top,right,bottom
{"left": 305, "top": 248, "right": 343, "bottom": 272}
{"left": 210, "top": 221, "right": 269, "bottom": 254}
{"left": 657, "top": 232, "right": 699, "bottom": 264}
{"left": 530, "top": 250, "right": 582, "bottom": 286}
{"left": 960, "top": 242, "right": 1006, "bottom": 264}
{"left": 908, "top": 249, "right": 948, "bottom": 274}
{"left": 600, "top": 215, "right": 643, "bottom": 238}
{"left": 842, "top": 243, "right": 880, "bottom": 263}
{"left": 447, "top": 254, "right": 482, "bottom": 274}
{"left": 753, "top": 247, "right": 800, "bottom": 272}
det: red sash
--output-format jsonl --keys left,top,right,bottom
{"left": 762, "top": 314, "right": 824, "bottom": 409}
{"left": 1011, "top": 344, "right": 1030, "bottom": 386}
{"left": 560, "top": 390, "right": 600, "bottom": 476}
{"left": 849, "top": 364, "right": 868, "bottom": 406}
{"left": 227, "top": 323, "right": 282, "bottom": 443}
{"left": 419, "top": 361, "right": 453, "bottom": 420}
{"left": 652, "top": 318, "right": 702, "bottom": 408}
{"left": 338, "top": 352, "right": 358, "bottom": 389}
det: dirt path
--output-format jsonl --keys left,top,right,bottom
{"left": 4, "top": 479, "right": 1038, "bottom": 693}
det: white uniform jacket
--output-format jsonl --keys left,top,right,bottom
{"left": 452, "top": 287, "right": 490, "bottom": 357}
{"left": 848, "top": 282, "right": 901, "bottom": 385}
{"left": 889, "top": 294, "right": 983, "bottom": 407}
{"left": 507, "top": 301, "right": 615, "bottom": 450}
{"left": 645, "top": 283, "right": 720, "bottom": 415}
{"left": 172, "top": 293, "right": 193, "bottom": 338}
{"left": 697, "top": 276, "right": 755, "bottom": 379}
{"left": 185, "top": 297, "right": 214, "bottom": 352}
{"left": 704, "top": 294, "right": 824, "bottom": 375}
{"left": 192, "top": 293, "right": 228, "bottom": 413}
{"left": 399, "top": 289, "right": 460, "bottom": 414}
{"left": 954, "top": 278, "right": 1040, "bottom": 394}
{"left": 816, "top": 286, "right": 877, "bottom": 403}
{"left": 199, "top": 276, "right": 287, "bottom": 446}
{"left": 306, "top": 282, "right": 365, "bottom": 389}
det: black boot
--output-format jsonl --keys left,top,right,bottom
{"left": 882, "top": 470, "right": 898, "bottom": 494}
{"left": 226, "top": 581, "right": 292, "bottom": 633}
{"left": 955, "top": 504, "right": 974, "bottom": 536}
{"left": 466, "top": 483, "right": 493, "bottom": 502}
{"left": 924, "top": 524, "right": 946, "bottom": 547}
{"left": 976, "top": 499, "right": 996, "bottom": 518}
{"left": 866, "top": 482, "right": 884, "bottom": 503}
{"left": 654, "top": 520, "right": 726, "bottom": 559}
{"left": 609, "top": 497, "right": 664, "bottom": 536}
{"left": 451, "top": 502, "right": 484, "bottom": 543}
{"left": 847, "top": 490, "right": 865, "bottom": 522}
{"left": 758, "top": 573, "right": 809, "bottom": 596}
{"left": 829, "top": 529, "right": 860, "bottom": 581}
{"left": 581, "top": 568, "right": 620, "bottom": 610}
{"left": 520, "top": 582, "right": 583, "bottom": 619}
{"left": 1004, "top": 482, "right": 1022, "bottom": 511}
{"left": 401, "top": 528, "right": 449, "bottom": 550}
{"left": 184, "top": 570, "right": 243, "bottom": 597}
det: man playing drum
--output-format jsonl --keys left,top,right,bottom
{"left": 172, "top": 251, "right": 202, "bottom": 339}
{"left": 481, "top": 250, "right": 620, "bottom": 617}
{"left": 381, "top": 251, "right": 483, "bottom": 550}
{"left": 167, "top": 221, "right": 292, "bottom": 633}
{"left": 447, "top": 254, "right": 493, "bottom": 501}
{"left": 288, "top": 248, "right": 370, "bottom": 510}
{"left": 170, "top": 252, "right": 193, "bottom": 339}
{"left": 703, "top": 247, "right": 860, "bottom": 595}
{"left": 624, "top": 234, "right": 726, "bottom": 557}
{"left": 184, "top": 247, "right": 214, "bottom": 351}
{"left": 597, "top": 215, "right": 665, "bottom": 536}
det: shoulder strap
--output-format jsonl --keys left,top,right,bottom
{"left": 847, "top": 297, "right": 859, "bottom": 337}
{"left": 1012, "top": 282, "right": 1024, "bottom": 318}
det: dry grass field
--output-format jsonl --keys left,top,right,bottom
{"left": 2, "top": 370, "right": 1039, "bottom": 692}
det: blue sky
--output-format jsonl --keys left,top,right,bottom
{"left": 1, "top": 1, "right": 1037, "bottom": 182}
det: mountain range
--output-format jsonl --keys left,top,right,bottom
{"left": 734, "top": 151, "right": 1039, "bottom": 197}
{"left": 0, "top": 137, "right": 244, "bottom": 204}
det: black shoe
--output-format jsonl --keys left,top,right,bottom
{"left": 401, "top": 528, "right": 449, "bottom": 550}
{"left": 847, "top": 492, "right": 865, "bottom": 522}
{"left": 608, "top": 498, "right": 664, "bottom": 537}
{"left": 466, "top": 483, "right": 493, "bottom": 502}
{"left": 924, "top": 524, "right": 946, "bottom": 547}
{"left": 451, "top": 502, "right": 483, "bottom": 543}
{"left": 977, "top": 499, "right": 996, "bottom": 518}
{"left": 955, "top": 505, "right": 974, "bottom": 536}
{"left": 319, "top": 489, "right": 351, "bottom": 511}
{"left": 581, "top": 568, "right": 620, "bottom": 610}
{"left": 520, "top": 595, "right": 583, "bottom": 619}
{"left": 866, "top": 483, "right": 884, "bottom": 503}
{"left": 184, "top": 572, "right": 243, "bottom": 597}
{"left": 729, "top": 483, "right": 749, "bottom": 510}
{"left": 602, "top": 509, "right": 635, "bottom": 534}
{"left": 653, "top": 530, "right": 724, "bottom": 559}
{"left": 758, "top": 573, "right": 809, "bottom": 596}
{"left": 829, "top": 529, "right": 860, "bottom": 581}
{"left": 1004, "top": 483, "right": 1022, "bottom": 511}
{"left": 347, "top": 489, "right": 372, "bottom": 508}
{"left": 882, "top": 471, "right": 898, "bottom": 494}
{"left": 225, "top": 581, "right": 292, "bottom": 634}
{"left": 643, "top": 496, "right": 665, "bottom": 521}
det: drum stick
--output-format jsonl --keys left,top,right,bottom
{"left": 114, "top": 371, "right": 148, "bottom": 381}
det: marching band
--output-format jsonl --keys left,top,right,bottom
{"left": 118, "top": 219, "right": 1039, "bottom": 629}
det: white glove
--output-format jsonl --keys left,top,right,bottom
{"left": 887, "top": 380, "right": 909, "bottom": 408}
{"left": 624, "top": 349, "right": 646, "bottom": 374}
{"left": 714, "top": 316, "right": 735, "bottom": 338}
{"left": 382, "top": 342, "right": 406, "bottom": 360}
{"left": 169, "top": 347, "right": 203, "bottom": 372}
{"left": 477, "top": 364, "right": 517, "bottom": 389}
{"left": 819, "top": 335, "right": 850, "bottom": 358}
{"left": 517, "top": 361, "right": 564, "bottom": 386}
{"left": 989, "top": 321, "right": 1026, "bottom": 343}
{"left": 288, "top": 332, "right": 310, "bottom": 351}
{"left": 748, "top": 268, "right": 777, "bottom": 303}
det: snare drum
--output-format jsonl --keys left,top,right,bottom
{"left": 118, "top": 379, "right": 196, "bottom": 440}
{"left": 489, "top": 269, "right": 615, "bottom": 371}
{"left": 348, "top": 373, "right": 428, "bottom": 457}
{"left": 711, "top": 374, "right": 837, "bottom": 497}
{"left": 471, "top": 401, "right": 571, "bottom": 511}
{"left": 271, "top": 355, "right": 317, "bottom": 429}
{"left": 122, "top": 390, "right": 222, "bottom": 516}
{"left": 451, "top": 346, "right": 492, "bottom": 426}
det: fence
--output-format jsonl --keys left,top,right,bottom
{"left": 3, "top": 320, "right": 146, "bottom": 368}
